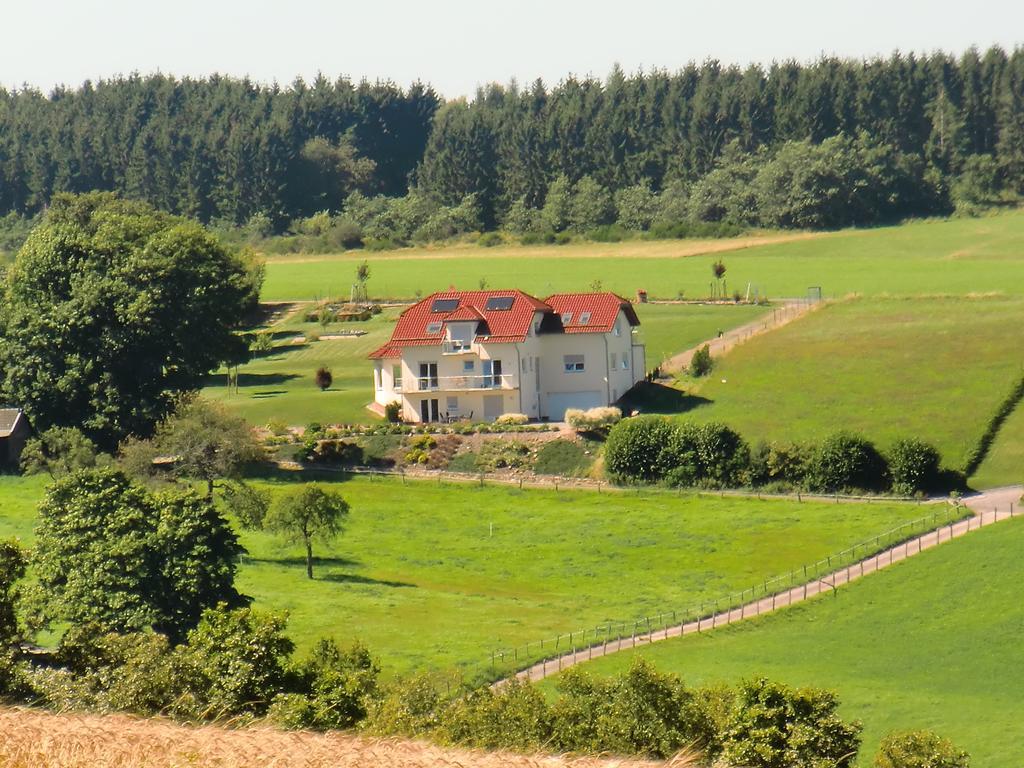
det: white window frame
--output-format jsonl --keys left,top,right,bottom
{"left": 563, "top": 354, "right": 585, "bottom": 373}
{"left": 579, "top": 311, "right": 591, "bottom": 325}
{"left": 561, "top": 312, "right": 573, "bottom": 325}
{"left": 426, "top": 321, "right": 443, "bottom": 334}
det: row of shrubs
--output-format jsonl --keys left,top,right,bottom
{"left": 7, "top": 615, "right": 967, "bottom": 768}
{"left": 604, "top": 416, "right": 950, "bottom": 495}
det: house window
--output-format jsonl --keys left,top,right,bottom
{"left": 447, "top": 396, "right": 459, "bottom": 412}
{"left": 564, "top": 354, "right": 585, "bottom": 373}
{"left": 621, "top": 354, "right": 629, "bottom": 370}
{"left": 392, "top": 365, "right": 402, "bottom": 389}
{"left": 613, "top": 322, "right": 621, "bottom": 337}
{"left": 418, "top": 362, "right": 439, "bottom": 390}
{"left": 529, "top": 357, "right": 534, "bottom": 372}
{"left": 374, "top": 369, "right": 382, "bottom": 390}
{"left": 521, "top": 358, "right": 528, "bottom": 373}
{"left": 533, "top": 319, "right": 542, "bottom": 335}
{"left": 463, "top": 360, "right": 475, "bottom": 372}
{"left": 610, "top": 352, "right": 617, "bottom": 369}
{"left": 579, "top": 311, "right": 591, "bottom": 325}
{"left": 426, "top": 321, "right": 443, "bottom": 334}
{"left": 561, "top": 312, "right": 573, "bottom": 325}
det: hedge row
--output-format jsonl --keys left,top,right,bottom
{"left": 604, "top": 416, "right": 947, "bottom": 495}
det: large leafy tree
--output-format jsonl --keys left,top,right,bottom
{"left": 119, "top": 396, "right": 264, "bottom": 498}
{"left": 30, "top": 468, "right": 246, "bottom": 641}
{"left": 0, "top": 192, "right": 259, "bottom": 449}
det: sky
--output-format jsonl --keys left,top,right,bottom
{"left": 3, "top": 0, "right": 1022, "bottom": 97}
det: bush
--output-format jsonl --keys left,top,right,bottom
{"left": 477, "top": 231, "right": 503, "bottom": 247}
{"left": 309, "top": 440, "right": 365, "bottom": 466}
{"left": 170, "top": 606, "right": 294, "bottom": 718}
{"left": 533, "top": 439, "right": 594, "bottom": 477}
{"left": 587, "top": 223, "right": 628, "bottom": 242}
{"left": 19, "top": 426, "right": 104, "bottom": 478}
{"left": 404, "top": 434, "right": 437, "bottom": 465}
{"left": 887, "top": 438, "right": 942, "bottom": 496}
{"left": 438, "top": 679, "right": 552, "bottom": 752}
{"left": 806, "top": 432, "right": 889, "bottom": 493}
{"left": 749, "top": 441, "right": 813, "bottom": 488}
{"left": 565, "top": 406, "right": 622, "bottom": 434}
{"left": 693, "top": 422, "right": 750, "bottom": 487}
{"left": 384, "top": 401, "right": 403, "bottom": 423}
{"left": 550, "top": 659, "right": 715, "bottom": 759}
{"left": 315, "top": 366, "right": 333, "bottom": 391}
{"left": 689, "top": 344, "right": 714, "bottom": 376}
{"left": 604, "top": 416, "right": 677, "bottom": 482}
{"left": 363, "top": 674, "right": 444, "bottom": 737}
{"left": 494, "top": 412, "right": 529, "bottom": 426}
{"left": 722, "top": 678, "right": 862, "bottom": 768}
{"left": 874, "top": 730, "right": 970, "bottom": 768}
{"left": 475, "top": 441, "right": 532, "bottom": 471}
{"left": 286, "top": 639, "right": 380, "bottom": 730}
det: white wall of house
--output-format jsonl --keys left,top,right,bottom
{"left": 373, "top": 309, "right": 645, "bottom": 423}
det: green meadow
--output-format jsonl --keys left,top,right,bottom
{"left": 0, "top": 474, "right": 929, "bottom": 680}
{"left": 552, "top": 516, "right": 1024, "bottom": 768}
{"left": 666, "top": 295, "right": 1024, "bottom": 473}
{"left": 261, "top": 212, "right": 1024, "bottom": 302}
{"left": 201, "top": 302, "right": 769, "bottom": 427}
{"left": 971, "top": 402, "right": 1024, "bottom": 489}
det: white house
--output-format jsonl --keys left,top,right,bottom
{"left": 369, "top": 290, "right": 646, "bottom": 422}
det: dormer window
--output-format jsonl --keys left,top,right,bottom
{"left": 426, "top": 321, "right": 443, "bottom": 334}
{"left": 578, "top": 311, "right": 591, "bottom": 326}
{"left": 561, "top": 312, "right": 573, "bottom": 325}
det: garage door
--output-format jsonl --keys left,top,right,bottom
{"left": 546, "top": 391, "right": 604, "bottom": 421}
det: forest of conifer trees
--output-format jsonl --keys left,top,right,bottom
{"left": 1, "top": 46, "right": 1022, "bottom": 237}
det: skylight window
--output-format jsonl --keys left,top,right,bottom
{"left": 561, "top": 312, "right": 573, "bottom": 325}
{"left": 426, "top": 321, "right": 443, "bottom": 334}
{"left": 578, "top": 311, "right": 591, "bottom": 325}
{"left": 484, "top": 296, "right": 515, "bottom": 311}
{"left": 431, "top": 298, "right": 459, "bottom": 312}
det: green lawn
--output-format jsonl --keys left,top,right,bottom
{"left": 550, "top": 516, "right": 1024, "bottom": 768}
{"left": 0, "top": 473, "right": 930, "bottom": 682}
{"left": 261, "top": 212, "right": 1024, "bottom": 302}
{"left": 970, "top": 402, "right": 1024, "bottom": 489}
{"left": 201, "top": 303, "right": 769, "bottom": 427}
{"left": 203, "top": 307, "right": 402, "bottom": 426}
{"left": 635, "top": 303, "right": 769, "bottom": 367}
{"left": 659, "top": 295, "right": 1024, "bottom": 473}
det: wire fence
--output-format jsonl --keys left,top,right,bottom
{"left": 486, "top": 504, "right": 974, "bottom": 679}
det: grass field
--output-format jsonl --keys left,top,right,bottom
{"left": 201, "top": 303, "right": 769, "bottom": 427}
{"left": 660, "top": 295, "right": 1024, "bottom": 473}
{"left": 551, "top": 516, "right": 1024, "bottom": 768}
{"left": 0, "top": 474, "right": 929, "bottom": 680}
{"left": 970, "top": 402, "right": 1024, "bottom": 489}
{"left": 260, "top": 213, "right": 1024, "bottom": 302}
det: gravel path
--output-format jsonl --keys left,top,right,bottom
{"left": 508, "top": 486, "right": 1023, "bottom": 683}
{"left": 661, "top": 298, "right": 825, "bottom": 374}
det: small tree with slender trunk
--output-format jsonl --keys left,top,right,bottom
{"left": 266, "top": 485, "right": 349, "bottom": 579}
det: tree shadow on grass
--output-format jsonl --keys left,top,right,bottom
{"left": 319, "top": 572, "right": 416, "bottom": 588}
{"left": 237, "top": 372, "right": 301, "bottom": 386}
{"left": 618, "top": 381, "right": 713, "bottom": 415}
{"left": 245, "top": 555, "right": 361, "bottom": 569}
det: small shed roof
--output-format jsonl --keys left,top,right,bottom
{"left": 0, "top": 409, "right": 25, "bottom": 438}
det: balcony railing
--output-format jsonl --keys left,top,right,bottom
{"left": 396, "top": 373, "right": 517, "bottom": 393}
{"left": 440, "top": 340, "right": 475, "bottom": 355}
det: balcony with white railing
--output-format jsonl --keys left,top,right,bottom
{"left": 398, "top": 373, "right": 517, "bottom": 393}
{"left": 440, "top": 340, "right": 476, "bottom": 355}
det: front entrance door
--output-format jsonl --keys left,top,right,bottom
{"left": 420, "top": 398, "right": 440, "bottom": 422}
{"left": 483, "top": 394, "right": 504, "bottom": 422}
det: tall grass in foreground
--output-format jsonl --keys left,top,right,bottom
{"left": 0, "top": 706, "right": 698, "bottom": 768}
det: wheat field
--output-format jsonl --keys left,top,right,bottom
{"left": 0, "top": 706, "right": 696, "bottom": 768}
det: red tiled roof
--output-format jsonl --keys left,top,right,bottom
{"left": 368, "top": 290, "right": 552, "bottom": 359}
{"left": 543, "top": 293, "right": 641, "bottom": 333}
